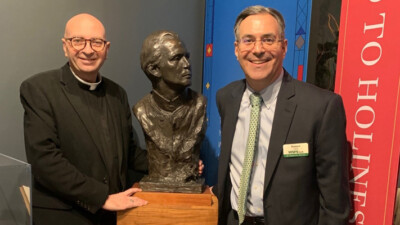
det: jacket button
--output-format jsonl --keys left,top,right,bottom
{"left": 103, "top": 177, "right": 108, "bottom": 184}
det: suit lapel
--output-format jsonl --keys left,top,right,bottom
{"left": 264, "top": 71, "right": 297, "bottom": 192}
{"left": 218, "top": 80, "right": 245, "bottom": 201}
{"left": 223, "top": 81, "right": 246, "bottom": 159}
{"left": 59, "top": 64, "right": 108, "bottom": 167}
{"left": 221, "top": 80, "right": 246, "bottom": 166}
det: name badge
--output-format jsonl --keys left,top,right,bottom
{"left": 283, "top": 143, "right": 309, "bottom": 157}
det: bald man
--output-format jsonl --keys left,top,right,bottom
{"left": 20, "top": 13, "right": 147, "bottom": 225}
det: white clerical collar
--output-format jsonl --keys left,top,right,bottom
{"left": 70, "top": 67, "right": 102, "bottom": 91}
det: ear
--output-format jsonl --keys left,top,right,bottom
{"left": 61, "top": 38, "right": 68, "bottom": 58}
{"left": 146, "top": 64, "right": 161, "bottom": 78}
{"left": 234, "top": 41, "right": 239, "bottom": 60}
{"left": 282, "top": 39, "right": 288, "bottom": 58}
{"left": 104, "top": 41, "right": 110, "bottom": 59}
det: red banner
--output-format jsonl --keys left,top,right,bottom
{"left": 335, "top": 0, "right": 400, "bottom": 224}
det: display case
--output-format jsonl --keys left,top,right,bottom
{"left": 0, "top": 153, "right": 31, "bottom": 225}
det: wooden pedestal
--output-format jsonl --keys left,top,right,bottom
{"left": 117, "top": 185, "right": 218, "bottom": 225}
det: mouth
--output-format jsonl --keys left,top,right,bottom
{"left": 182, "top": 71, "right": 191, "bottom": 77}
{"left": 248, "top": 55, "right": 272, "bottom": 65}
{"left": 248, "top": 57, "right": 271, "bottom": 65}
{"left": 249, "top": 60, "right": 267, "bottom": 65}
{"left": 79, "top": 57, "right": 97, "bottom": 64}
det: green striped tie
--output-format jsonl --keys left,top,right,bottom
{"left": 237, "top": 93, "right": 262, "bottom": 224}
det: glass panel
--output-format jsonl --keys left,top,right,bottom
{"left": 0, "top": 153, "right": 31, "bottom": 225}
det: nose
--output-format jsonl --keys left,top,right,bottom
{"left": 182, "top": 56, "right": 190, "bottom": 68}
{"left": 81, "top": 40, "right": 95, "bottom": 54}
{"left": 252, "top": 40, "right": 265, "bottom": 54}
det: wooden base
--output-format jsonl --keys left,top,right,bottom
{"left": 117, "top": 184, "right": 218, "bottom": 225}
{"left": 139, "top": 176, "right": 205, "bottom": 193}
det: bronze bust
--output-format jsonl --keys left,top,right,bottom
{"left": 133, "top": 30, "right": 206, "bottom": 193}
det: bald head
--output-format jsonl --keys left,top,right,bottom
{"left": 62, "top": 13, "right": 110, "bottom": 82}
{"left": 64, "top": 13, "right": 106, "bottom": 39}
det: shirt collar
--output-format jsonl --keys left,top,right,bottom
{"left": 245, "top": 70, "right": 283, "bottom": 107}
{"left": 69, "top": 67, "right": 102, "bottom": 91}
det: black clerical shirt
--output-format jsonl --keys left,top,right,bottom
{"left": 74, "top": 79, "right": 121, "bottom": 195}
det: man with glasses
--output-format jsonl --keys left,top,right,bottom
{"left": 214, "top": 5, "right": 350, "bottom": 224}
{"left": 20, "top": 13, "right": 147, "bottom": 225}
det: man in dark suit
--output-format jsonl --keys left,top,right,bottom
{"left": 214, "top": 5, "right": 350, "bottom": 225}
{"left": 20, "top": 13, "right": 147, "bottom": 225}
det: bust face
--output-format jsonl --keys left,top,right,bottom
{"left": 158, "top": 38, "right": 192, "bottom": 89}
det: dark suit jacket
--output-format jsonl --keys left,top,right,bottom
{"left": 215, "top": 70, "right": 350, "bottom": 225}
{"left": 20, "top": 64, "right": 146, "bottom": 224}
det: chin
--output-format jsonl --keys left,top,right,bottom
{"left": 181, "top": 79, "right": 191, "bottom": 86}
{"left": 247, "top": 72, "right": 270, "bottom": 81}
{"left": 79, "top": 65, "right": 100, "bottom": 73}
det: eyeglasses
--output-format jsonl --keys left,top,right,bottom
{"left": 238, "top": 36, "right": 283, "bottom": 51}
{"left": 64, "top": 37, "right": 107, "bottom": 51}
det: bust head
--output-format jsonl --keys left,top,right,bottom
{"left": 140, "top": 31, "right": 191, "bottom": 92}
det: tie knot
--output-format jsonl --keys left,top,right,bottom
{"left": 250, "top": 94, "right": 262, "bottom": 107}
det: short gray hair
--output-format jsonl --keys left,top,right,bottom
{"left": 234, "top": 5, "right": 286, "bottom": 41}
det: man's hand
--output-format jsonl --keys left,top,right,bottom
{"left": 199, "top": 160, "right": 204, "bottom": 176}
{"left": 102, "top": 188, "right": 148, "bottom": 211}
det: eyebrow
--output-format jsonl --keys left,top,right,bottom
{"left": 168, "top": 49, "right": 187, "bottom": 59}
{"left": 241, "top": 33, "right": 277, "bottom": 39}
{"left": 66, "top": 36, "right": 106, "bottom": 40}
